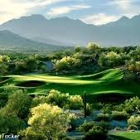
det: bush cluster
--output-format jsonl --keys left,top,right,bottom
{"left": 112, "top": 111, "right": 128, "bottom": 120}
{"left": 79, "top": 121, "right": 109, "bottom": 140}
{"left": 128, "top": 115, "right": 140, "bottom": 129}
{"left": 32, "top": 89, "right": 83, "bottom": 110}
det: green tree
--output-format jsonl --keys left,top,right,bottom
{"left": 54, "top": 56, "right": 81, "bottom": 71}
{"left": 0, "top": 55, "right": 10, "bottom": 74}
{"left": 86, "top": 42, "right": 100, "bottom": 52}
{"left": 98, "top": 51, "right": 123, "bottom": 68}
{"left": 0, "top": 90, "right": 30, "bottom": 133}
{"left": 23, "top": 103, "right": 71, "bottom": 140}
{"left": 0, "top": 114, "right": 26, "bottom": 133}
{"left": 1, "top": 90, "right": 32, "bottom": 119}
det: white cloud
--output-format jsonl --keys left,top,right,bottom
{"left": 107, "top": 0, "right": 140, "bottom": 18}
{"left": 47, "top": 5, "right": 91, "bottom": 16}
{"left": 108, "top": 0, "right": 132, "bottom": 10}
{"left": 0, "top": 0, "right": 64, "bottom": 24}
{"left": 81, "top": 13, "right": 119, "bottom": 25}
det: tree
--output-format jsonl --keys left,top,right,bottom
{"left": 98, "top": 51, "right": 123, "bottom": 68}
{"left": 22, "top": 103, "right": 71, "bottom": 140}
{"left": 86, "top": 42, "right": 101, "bottom": 53}
{"left": 0, "top": 114, "right": 26, "bottom": 134}
{"left": 1, "top": 90, "right": 32, "bottom": 119}
{"left": 15, "top": 61, "right": 27, "bottom": 74}
{"left": 75, "top": 46, "right": 82, "bottom": 53}
{"left": 54, "top": 56, "right": 81, "bottom": 71}
{"left": 126, "top": 60, "right": 140, "bottom": 80}
{"left": 0, "top": 55, "right": 10, "bottom": 75}
{"left": 0, "top": 90, "right": 30, "bottom": 133}
{"left": 25, "top": 56, "right": 39, "bottom": 73}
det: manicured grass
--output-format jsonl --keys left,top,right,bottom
{"left": 0, "top": 68, "right": 140, "bottom": 100}
{"left": 110, "top": 131, "right": 140, "bottom": 140}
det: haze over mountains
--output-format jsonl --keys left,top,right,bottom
{"left": 0, "top": 14, "right": 140, "bottom": 47}
{"left": 0, "top": 30, "right": 65, "bottom": 52}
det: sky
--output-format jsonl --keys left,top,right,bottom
{"left": 0, "top": 0, "right": 140, "bottom": 25}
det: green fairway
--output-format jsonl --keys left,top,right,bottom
{"left": 0, "top": 68, "right": 140, "bottom": 98}
{"left": 110, "top": 131, "right": 140, "bottom": 140}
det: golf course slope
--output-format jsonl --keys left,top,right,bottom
{"left": 0, "top": 68, "right": 140, "bottom": 99}
{"left": 110, "top": 131, "right": 140, "bottom": 140}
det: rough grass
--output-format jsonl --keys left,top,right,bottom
{"left": 110, "top": 131, "right": 140, "bottom": 140}
{"left": 1, "top": 68, "right": 140, "bottom": 101}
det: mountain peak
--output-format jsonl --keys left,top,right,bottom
{"left": 131, "top": 14, "right": 140, "bottom": 20}
{"left": 51, "top": 16, "right": 71, "bottom": 21}
{"left": 50, "top": 16, "right": 85, "bottom": 25}
{"left": 119, "top": 16, "right": 129, "bottom": 22}
{"left": 20, "top": 14, "right": 47, "bottom": 20}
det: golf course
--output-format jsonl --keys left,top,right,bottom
{"left": 1, "top": 68, "right": 140, "bottom": 100}
{"left": 110, "top": 131, "right": 140, "bottom": 140}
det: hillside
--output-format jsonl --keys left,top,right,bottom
{"left": 0, "top": 30, "right": 65, "bottom": 53}
{"left": 0, "top": 14, "right": 140, "bottom": 46}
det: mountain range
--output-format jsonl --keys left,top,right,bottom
{"left": 0, "top": 14, "right": 140, "bottom": 48}
{"left": 0, "top": 30, "right": 65, "bottom": 53}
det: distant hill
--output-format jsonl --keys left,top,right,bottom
{"left": 0, "top": 30, "right": 65, "bottom": 53}
{"left": 0, "top": 14, "right": 140, "bottom": 46}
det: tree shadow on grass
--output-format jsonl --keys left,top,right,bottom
{"left": 86, "top": 93, "right": 130, "bottom": 103}
{"left": 95, "top": 93, "right": 131, "bottom": 103}
{"left": 110, "top": 135, "right": 133, "bottom": 140}
{"left": 17, "top": 80, "right": 46, "bottom": 87}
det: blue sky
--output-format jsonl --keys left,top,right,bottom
{"left": 0, "top": 0, "right": 140, "bottom": 25}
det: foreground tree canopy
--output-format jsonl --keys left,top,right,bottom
{"left": 22, "top": 103, "right": 71, "bottom": 140}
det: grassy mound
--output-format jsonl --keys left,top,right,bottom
{"left": 110, "top": 131, "right": 140, "bottom": 140}
{"left": 0, "top": 68, "right": 140, "bottom": 101}
{"left": 75, "top": 69, "right": 122, "bottom": 81}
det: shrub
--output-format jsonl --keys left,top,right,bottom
{"left": 102, "top": 104, "right": 112, "bottom": 114}
{"left": 0, "top": 114, "right": 26, "bottom": 134}
{"left": 19, "top": 128, "right": 46, "bottom": 140}
{"left": 98, "top": 121, "right": 110, "bottom": 132}
{"left": 124, "top": 97, "right": 140, "bottom": 113}
{"left": 67, "top": 95, "right": 83, "bottom": 110}
{"left": 31, "top": 95, "right": 47, "bottom": 107}
{"left": 127, "top": 125, "right": 138, "bottom": 131}
{"left": 33, "top": 90, "right": 84, "bottom": 110}
{"left": 85, "top": 103, "right": 93, "bottom": 116}
{"left": 84, "top": 125, "right": 107, "bottom": 140}
{"left": 78, "top": 121, "right": 95, "bottom": 133}
{"left": 44, "top": 90, "right": 83, "bottom": 110}
{"left": 46, "top": 90, "right": 70, "bottom": 108}
{"left": 114, "top": 127, "right": 122, "bottom": 131}
{"left": 128, "top": 115, "right": 140, "bottom": 129}
{"left": 96, "top": 113, "right": 110, "bottom": 121}
{"left": 79, "top": 121, "right": 109, "bottom": 140}
{"left": 68, "top": 113, "right": 78, "bottom": 131}
{"left": 112, "top": 111, "right": 128, "bottom": 120}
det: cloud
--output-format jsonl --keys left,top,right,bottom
{"left": 81, "top": 13, "right": 119, "bottom": 25}
{"left": 107, "top": 0, "right": 140, "bottom": 18}
{"left": 47, "top": 5, "right": 91, "bottom": 16}
{"left": 108, "top": 0, "right": 132, "bottom": 10}
{"left": 0, "top": 0, "right": 64, "bottom": 24}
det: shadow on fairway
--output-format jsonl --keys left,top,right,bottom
{"left": 16, "top": 80, "right": 46, "bottom": 87}
{"left": 110, "top": 135, "right": 133, "bottom": 140}
{"left": 0, "top": 76, "right": 10, "bottom": 83}
{"left": 86, "top": 93, "right": 132, "bottom": 103}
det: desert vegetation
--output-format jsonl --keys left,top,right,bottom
{"left": 0, "top": 43, "right": 140, "bottom": 139}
